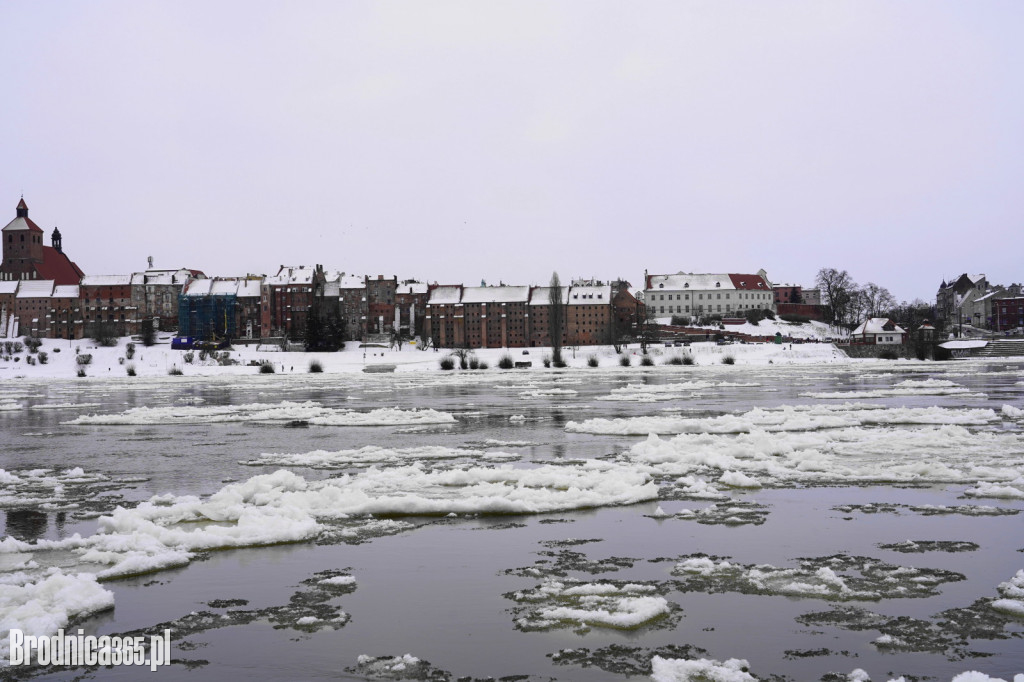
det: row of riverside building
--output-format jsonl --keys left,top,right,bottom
{"left": 3, "top": 198, "right": 818, "bottom": 347}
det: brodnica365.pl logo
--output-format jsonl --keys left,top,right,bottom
{"left": 8, "top": 629, "right": 172, "bottom": 671}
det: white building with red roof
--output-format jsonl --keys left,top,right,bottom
{"left": 644, "top": 269, "right": 775, "bottom": 319}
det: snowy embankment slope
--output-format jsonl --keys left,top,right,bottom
{"left": 653, "top": 317, "right": 843, "bottom": 341}
{"left": 0, "top": 334, "right": 853, "bottom": 380}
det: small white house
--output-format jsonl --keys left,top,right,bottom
{"left": 851, "top": 318, "right": 906, "bottom": 345}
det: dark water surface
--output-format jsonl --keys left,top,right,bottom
{"left": 2, "top": 360, "right": 1023, "bottom": 681}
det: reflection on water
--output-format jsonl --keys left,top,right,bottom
{"left": 4, "top": 508, "right": 48, "bottom": 541}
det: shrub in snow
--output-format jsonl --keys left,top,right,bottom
{"left": 553, "top": 359, "right": 567, "bottom": 368}
{"left": 125, "top": 364, "right": 136, "bottom": 376}
{"left": 23, "top": 336, "right": 42, "bottom": 353}
{"left": 259, "top": 361, "right": 276, "bottom": 374}
{"left": 721, "top": 355, "right": 736, "bottom": 365}
{"left": 587, "top": 355, "right": 599, "bottom": 367}
{"left": 125, "top": 342, "right": 135, "bottom": 359}
{"left": 619, "top": 355, "right": 631, "bottom": 367}
{"left": 543, "top": 356, "right": 552, "bottom": 368}
{"left": 665, "top": 355, "right": 683, "bottom": 365}
{"left": 682, "top": 355, "right": 695, "bottom": 365}
{"left": 498, "top": 355, "right": 514, "bottom": 369}
{"left": 53, "top": 347, "right": 60, "bottom": 353}
{"left": 76, "top": 368, "right": 86, "bottom": 378}
{"left": 198, "top": 350, "right": 208, "bottom": 362}
{"left": 76, "top": 354, "right": 92, "bottom": 366}
{"left": 183, "top": 351, "right": 195, "bottom": 364}
{"left": 168, "top": 366, "right": 184, "bottom": 376}
{"left": 640, "top": 355, "right": 654, "bottom": 366}
{"left": 439, "top": 358, "right": 455, "bottom": 370}
{"left": 309, "top": 359, "right": 323, "bottom": 373}
{"left": 478, "top": 361, "right": 489, "bottom": 370}
{"left": 469, "top": 357, "right": 480, "bottom": 370}
{"left": 26, "top": 356, "right": 35, "bottom": 365}
{"left": 37, "top": 351, "right": 48, "bottom": 365}
{"left": 12, "top": 341, "right": 24, "bottom": 353}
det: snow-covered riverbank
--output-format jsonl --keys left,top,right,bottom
{"left": 0, "top": 336, "right": 858, "bottom": 380}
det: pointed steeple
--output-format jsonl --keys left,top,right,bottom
{"left": 16, "top": 197, "right": 28, "bottom": 218}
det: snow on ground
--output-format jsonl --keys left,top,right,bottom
{"left": 0, "top": 333, "right": 853, "bottom": 381}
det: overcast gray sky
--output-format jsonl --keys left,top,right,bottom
{"left": 3, "top": 1, "right": 1021, "bottom": 301}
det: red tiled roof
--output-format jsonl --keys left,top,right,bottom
{"left": 728, "top": 274, "right": 770, "bottom": 290}
{"left": 17, "top": 198, "right": 27, "bottom": 210}
{"left": 33, "top": 246, "right": 85, "bottom": 286}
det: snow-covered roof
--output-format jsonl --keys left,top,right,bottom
{"left": 133, "top": 268, "right": 196, "bottom": 286}
{"left": 323, "top": 281, "right": 340, "bottom": 298}
{"left": 461, "top": 286, "right": 530, "bottom": 304}
{"left": 237, "top": 279, "right": 262, "bottom": 298}
{"left": 337, "top": 274, "right": 364, "bottom": 289}
{"left": 427, "top": 286, "right": 463, "bottom": 305}
{"left": 567, "top": 285, "right": 611, "bottom": 304}
{"left": 529, "top": 287, "right": 570, "bottom": 305}
{"left": 184, "top": 277, "right": 263, "bottom": 298}
{"left": 397, "top": 281, "right": 428, "bottom": 295}
{"left": 209, "top": 279, "right": 241, "bottom": 295}
{"left": 182, "top": 279, "right": 213, "bottom": 296}
{"left": 266, "top": 266, "right": 315, "bottom": 286}
{"left": 851, "top": 318, "right": 906, "bottom": 336}
{"left": 648, "top": 273, "right": 736, "bottom": 291}
{"left": 52, "top": 285, "right": 79, "bottom": 298}
{"left": 0, "top": 281, "right": 18, "bottom": 295}
{"left": 80, "top": 275, "right": 132, "bottom": 287}
{"left": 16, "top": 280, "right": 55, "bottom": 298}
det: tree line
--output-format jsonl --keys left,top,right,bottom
{"left": 815, "top": 268, "right": 935, "bottom": 332}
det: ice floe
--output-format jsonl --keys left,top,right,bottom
{"left": 0, "top": 568, "right": 115, "bottom": 661}
{"left": 240, "top": 446, "right": 492, "bottom": 469}
{"left": 63, "top": 402, "right": 456, "bottom": 427}
{"left": 508, "top": 579, "right": 669, "bottom": 631}
{"left": 650, "top": 655, "right": 756, "bottom": 682}
{"left": 991, "top": 569, "right": 1024, "bottom": 617}
{"left": 567, "top": 404, "right": 999, "bottom": 436}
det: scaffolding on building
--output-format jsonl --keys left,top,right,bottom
{"left": 178, "top": 293, "right": 236, "bottom": 342}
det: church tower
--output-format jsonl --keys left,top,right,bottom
{"left": 52, "top": 226, "right": 63, "bottom": 253}
{"left": 2, "top": 198, "right": 45, "bottom": 278}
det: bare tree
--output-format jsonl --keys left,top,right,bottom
{"left": 548, "top": 272, "right": 565, "bottom": 365}
{"left": 815, "top": 268, "right": 857, "bottom": 328}
{"left": 857, "top": 283, "right": 897, "bottom": 322}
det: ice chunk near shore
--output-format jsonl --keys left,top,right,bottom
{"left": 964, "top": 481, "right": 1024, "bottom": 500}
{"left": 1002, "top": 404, "right": 1024, "bottom": 419}
{"left": 991, "top": 569, "right": 1024, "bottom": 617}
{"left": 719, "top": 471, "right": 761, "bottom": 489}
{"left": 0, "top": 568, "right": 115, "bottom": 660}
{"left": 950, "top": 673, "right": 1024, "bottom": 682}
{"left": 651, "top": 655, "right": 756, "bottom": 682}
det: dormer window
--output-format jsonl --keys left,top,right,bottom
{"left": 659, "top": 283, "right": 664, "bottom": 288}
{"left": 683, "top": 283, "right": 689, "bottom": 288}
{"left": 715, "top": 282, "right": 720, "bottom": 287}
{"left": 597, "top": 294, "right": 602, "bottom": 299}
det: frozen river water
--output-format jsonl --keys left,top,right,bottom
{"left": 2, "top": 359, "right": 1023, "bottom": 681}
